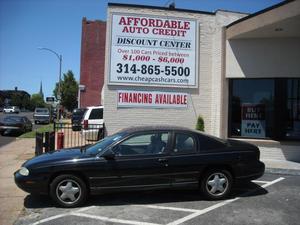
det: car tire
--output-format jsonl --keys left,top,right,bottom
{"left": 50, "top": 174, "right": 87, "bottom": 208}
{"left": 200, "top": 169, "right": 233, "bottom": 200}
{"left": 22, "top": 127, "right": 26, "bottom": 133}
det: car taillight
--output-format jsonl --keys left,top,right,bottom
{"left": 83, "top": 120, "right": 88, "bottom": 130}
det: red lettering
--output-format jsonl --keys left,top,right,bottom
{"left": 119, "top": 17, "right": 127, "bottom": 25}
{"left": 183, "top": 95, "right": 187, "bottom": 104}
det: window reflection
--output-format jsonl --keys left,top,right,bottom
{"left": 229, "top": 78, "right": 300, "bottom": 140}
{"left": 230, "top": 79, "right": 274, "bottom": 139}
{"left": 285, "top": 79, "right": 300, "bottom": 139}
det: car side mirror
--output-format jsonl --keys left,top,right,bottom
{"left": 102, "top": 148, "right": 115, "bottom": 160}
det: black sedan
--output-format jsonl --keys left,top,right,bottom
{"left": 0, "top": 115, "right": 32, "bottom": 135}
{"left": 14, "top": 126, "right": 264, "bottom": 207}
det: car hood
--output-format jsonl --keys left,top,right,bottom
{"left": 0, "top": 121, "right": 21, "bottom": 126}
{"left": 23, "top": 147, "right": 93, "bottom": 168}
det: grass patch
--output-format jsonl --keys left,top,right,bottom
{"left": 19, "top": 123, "right": 54, "bottom": 138}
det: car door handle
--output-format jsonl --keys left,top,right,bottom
{"left": 158, "top": 158, "right": 168, "bottom": 163}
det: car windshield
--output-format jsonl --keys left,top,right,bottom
{"left": 85, "top": 132, "right": 126, "bottom": 155}
{"left": 73, "top": 108, "right": 86, "bottom": 114}
{"left": 35, "top": 109, "right": 49, "bottom": 113}
{"left": 73, "top": 109, "right": 86, "bottom": 117}
{"left": 3, "top": 116, "right": 23, "bottom": 122}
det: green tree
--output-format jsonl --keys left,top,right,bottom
{"left": 10, "top": 92, "right": 23, "bottom": 107}
{"left": 53, "top": 70, "right": 78, "bottom": 111}
{"left": 0, "top": 97, "right": 3, "bottom": 107}
{"left": 196, "top": 115, "right": 205, "bottom": 132}
{"left": 30, "top": 94, "right": 45, "bottom": 109}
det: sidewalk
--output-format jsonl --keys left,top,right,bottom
{"left": 263, "top": 159, "right": 300, "bottom": 175}
{"left": 0, "top": 138, "right": 35, "bottom": 225}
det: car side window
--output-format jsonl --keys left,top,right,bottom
{"left": 89, "top": 108, "right": 103, "bottom": 120}
{"left": 173, "top": 133, "right": 196, "bottom": 154}
{"left": 113, "top": 132, "right": 168, "bottom": 156}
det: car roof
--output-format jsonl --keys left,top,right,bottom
{"left": 117, "top": 125, "right": 227, "bottom": 144}
{"left": 86, "top": 106, "right": 104, "bottom": 109}
{"left": 118, "top": 125, "right": 197, "bottom": 133}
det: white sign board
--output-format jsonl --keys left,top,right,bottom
{"left": 109, "top": 13, "right": 198, "bottom": 88}
{"left": 241, "top": 104, "right": 266, "bottom": 138}
{"left": 117, "top": 90, "right": 188, "bottom": 108}
{"left": 241, "top": 120, "right": 266, "bottom": 138}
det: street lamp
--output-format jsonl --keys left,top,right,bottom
{"left": 38, "top": 47, "right": 62, "bottom": 121}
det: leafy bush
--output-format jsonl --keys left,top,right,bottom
{"left": 196, "top": 115, "right": 205, "bottom": 131}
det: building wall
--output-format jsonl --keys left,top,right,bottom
{"left": 79, "top": 18, "right": 106, "bottom": 108}
{"left": 226, "top": 37, "right": 300, "bottom": 78}
{"left": 103, "top": 6, "right": 245, "bottom": 135}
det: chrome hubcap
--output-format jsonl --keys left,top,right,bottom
{"left": 206, "top": 173, "right": 228, "bottom": 196}
{"left": 56, "top": 179, "right": 81, "bottom": 204}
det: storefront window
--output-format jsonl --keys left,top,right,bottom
{"left": 229, "top": 78, "right": 300, "bottom": 141}
{"left": 285, "top": 79, "right": 300, "bottom": 140}
{"left": 229, "top": 79, "right": 274, "bottom": 139}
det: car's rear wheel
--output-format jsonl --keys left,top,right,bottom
{"left": 50, "top": 174, "right": 87, "bottom": 208}
{"left": 200, "top": 169, "right": 233, "bottom": 200}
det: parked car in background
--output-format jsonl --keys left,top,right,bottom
{"left": 33, "top": 108, "right": 51, "bottom": 124}
{"left": 81, "top": 106, "right": 104, "bottom": 141}
{"left": 71, "top": 108, "right": 86, "bottom": 131}
{"left": 3, "top": 106, "right": 20, "bottom": 114}
{"left": 0, "top": 115, "right": 32, "bottom": 135}
{"left": 14, "top": 125, "right": 265, "bottom": 207}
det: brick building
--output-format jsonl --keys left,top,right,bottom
{"left": 79, "top": 18, "right": 106, "bottom": 108}
{"left": 103, "top": 1, "right": 300, "bottom": 161}
{"left": 79, "top": 1, "right": 299, "bottom": 161}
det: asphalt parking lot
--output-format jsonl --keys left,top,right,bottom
{"left": 14, "top": 173, "right": 300, "bottom": 225}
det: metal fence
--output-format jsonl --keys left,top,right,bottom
{"left": 53, "top": 122, "right": 105, "bottom": 149}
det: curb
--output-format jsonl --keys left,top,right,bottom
{"left": 265, "top": 168, "right": 300, "bottom": 176}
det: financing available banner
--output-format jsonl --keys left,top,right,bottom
{"left": 109, "top": 13, "right": 198, "bottom": 88}
{"left": 117, "top": 90, "right": 188, "bottom": 108}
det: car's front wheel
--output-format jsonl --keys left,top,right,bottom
{"left": 200, "top": 169, "right": 233, "bottom": 200}
{"left": 50, "top": 174, "right": 87, "bottom": 208}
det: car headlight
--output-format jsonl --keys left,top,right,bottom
{"left": 19, "top": 167, "right": 29, "bottom": 176}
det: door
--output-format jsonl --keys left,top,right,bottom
{"left": 168, "top": 132, "right": 201, "bottom": 186}
{"left": 87, "top": 108, "right": 103, "bottom": 140}
{"left": 101, "top": 131, "right": 172, "bottom": 190}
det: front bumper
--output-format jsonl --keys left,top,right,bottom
{"left": 34, "top": 118, "right": 50, "bottom": 123}
{"left": 0, "top": 126, "right": 22, "bottom": 134}
{"left": 14, "top": 171, "right": 48, "bottom": 195}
